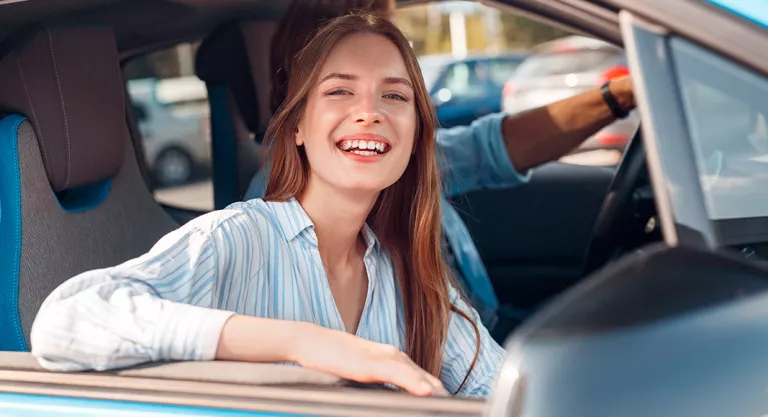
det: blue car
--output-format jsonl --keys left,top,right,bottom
{"left": 419, "top": 53, "right": 526, "bottom": 127}
{"left": 2, "top": 0, "right": 768, "bottom": 416}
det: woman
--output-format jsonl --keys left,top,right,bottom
{"left": 30, "top": 13, "right": 504, "bottom": 397}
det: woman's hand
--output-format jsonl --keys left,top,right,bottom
{"left": 216, "top": 316, "right": 447, "bottom": 396}
{"left": 288, "top": 323, "right": 448, "bottom": 397}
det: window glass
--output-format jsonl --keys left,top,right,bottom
{"left": 514, "top": 49, "right": 621, "bottom": 79}
{"left": 123, "top": 42, "right": 214, "bottom": 212}
{"left": 672, "top": 38, "right": 768, "bottom": 220}
{"left": 419, "top": 58, "right": 447, "bottom": 92}
{"left": 488, "top": 59, "right": 522, "bottom": 86}
{"left": 442, "top": 62, "right": 491, "bottom": 100}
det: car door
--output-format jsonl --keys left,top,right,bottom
{"left": 450, "top": 162, "right": 615, "bottom": 325}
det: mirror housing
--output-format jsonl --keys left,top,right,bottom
{"left": 488, "top": 244, "right": 768, "bottom": 417}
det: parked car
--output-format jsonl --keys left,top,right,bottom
{"left": 419, "top": 53, "right": 526, "bottom": 128}
{"left": 1, "top": 0, "right": 768, "bottom": 416}
{"left": 128, "top": 76, "right": 211, "bottom": 186}
{"left": 503, "top": 35, "right": 639, "bottom": 152}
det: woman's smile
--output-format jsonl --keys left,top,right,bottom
{"left": 336, "top": 133, "right": 392, "bottom": 161}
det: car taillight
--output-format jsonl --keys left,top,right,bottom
{"left": 597, "top": 132, "right": 629, "bottom": 147}
{"left": 598, "top": 65, "right": 630, "bottom": 85}
{"left": 503, "top": 80, "right": 516, "bottom": 97}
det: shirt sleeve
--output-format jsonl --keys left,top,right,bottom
{"left": 437, "top": 113, "right": 532, "bottom": 198}
{"left": 440, "top": 285, "right": 505, "bottom": 398}
{"left": 29, "top": 210, "right": 257, "bottom": 372}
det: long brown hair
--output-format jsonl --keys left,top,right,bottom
{"left": 263, "top": 12, "right": 480, "bottom": 392}
{"left": 269, "top": 0, "right": 394, "bottom": 113}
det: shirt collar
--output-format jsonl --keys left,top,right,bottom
{"left": 266, "top": 197, "right": 380, "bottom": 253}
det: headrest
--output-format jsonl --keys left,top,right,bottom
{"left": 0, "top": 24, "right": 124, "bottom": 192}
{"left": 195, "top": 21, "right": 260, "bottom": 133}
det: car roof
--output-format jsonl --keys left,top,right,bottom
{"left": 0, "top": 0, "right": 285, "bottom": 54}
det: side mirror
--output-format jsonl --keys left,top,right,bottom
{"left": 489, "top": 243, "right": 768, "bottom": 417}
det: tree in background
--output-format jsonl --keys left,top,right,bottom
{"left": 395, "top": 2, "right": 571, "bottom": 57}
{"left": 126, "top": 1, "right": 574, "bottom": 81}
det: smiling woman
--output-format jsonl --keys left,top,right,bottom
{"left": 30, "top": 12, "right": 503, "bottom": 399}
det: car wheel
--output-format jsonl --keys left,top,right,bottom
{"left": 154, "top": 147, "right": 194, "bottom": 187}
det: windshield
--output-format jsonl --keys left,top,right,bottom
{"left": 672, "top": 38, "right": 768, "bottom": 220}
{"left": 513, "top": 49, "right": 621, "bottom": 80}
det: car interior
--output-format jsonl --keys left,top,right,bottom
{"left": 0, "top": 0, "right": 658, "bottom": 364}
{"left": 11, "top": 0, "right": 764, "bottom": 411}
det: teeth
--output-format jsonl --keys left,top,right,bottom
{"left": 339, "top": 139, "right": 388, "bottom": 155}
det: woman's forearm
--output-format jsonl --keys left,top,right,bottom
{"left": 502, "top": 76, "right": 636, "bottom": 172}
{"left": 215, "top": 315, "right": 313, "bottom": 363}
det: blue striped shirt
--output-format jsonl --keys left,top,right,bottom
{"left": 30, "top": 198, "right": 505, "bottom": 397}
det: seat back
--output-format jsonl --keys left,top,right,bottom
{"left": 195, "top": 21, "right": 268, "bottom": 206}
{"left": 0, "top": 24, "right": 178, "bottom": 351}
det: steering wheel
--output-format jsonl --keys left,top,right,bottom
{"left": 583, "top": 126, "right": 648, "bottom": 275}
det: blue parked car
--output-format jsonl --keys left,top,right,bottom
{"left": 2, "top": 0, "right": 768, "bottom": 416}
{"left": 418, "top": 53, "right": 526, "bottom": 128}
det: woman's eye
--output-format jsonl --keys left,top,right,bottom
{"left": 384, "top": 93, "right": 408, "bottom": 102}
{"left": 327, "top": 89, "right": 352, "bottom": 96}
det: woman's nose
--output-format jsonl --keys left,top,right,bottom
{"left": 355, "top": 111, "right": 382, "bottom": 126}
{"left": 354, "top": 95, "right": 382, "bottom": 126}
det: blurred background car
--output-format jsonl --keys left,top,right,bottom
{"left": 128, "top": 76, "right": 211, "bottom": 187}
{"left": 420, "top": 53, "right": 526, "bottom": 128}
{"left": 502, "top": 35, "right": 639, "bottom": 155}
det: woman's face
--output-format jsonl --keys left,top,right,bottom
{"left": 296, "top": 32, "right": 417, "bottom": 195}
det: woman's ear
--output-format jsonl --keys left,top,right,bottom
{"left": 295, "top": 126, "right": 304, "bottom": 146}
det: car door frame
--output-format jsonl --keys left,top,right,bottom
{"left": 613, "top": 0, "right": 768, "bottom": 250}
{"left": 487, "top": 1, "right": 768, "bottom": 413}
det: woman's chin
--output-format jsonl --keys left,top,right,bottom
{"left": 336, "top": 180, "right": 393, "bottom": 195}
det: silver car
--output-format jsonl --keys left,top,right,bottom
{"left": 502, "top": 35, "right": 639, "bottom": 153}
{"left": 128, "top": 77, "right": 211, "bottom": 186}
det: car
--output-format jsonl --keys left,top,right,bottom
{"left": 502, "top": 35, "right": 639, "bottom": 153}
{"left": 419, "top": 53, "right": 526, "bottom": 127}
{"left": 128, "top": 76, "right": 212, "bottom": 187}
{"left": 1, "top": 0, "right": 768, "bottom": 416}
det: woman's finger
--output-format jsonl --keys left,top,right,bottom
{"left": 425, "top": 373, "right": 449, "bottom": 396}
{"left": 392, "top": 352, "right": 448, "bottom": 396}
{"left": 373, "top": 360, "right": 434, "bottom": 396}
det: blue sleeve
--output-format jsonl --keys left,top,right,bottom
{"left": 437, "top": 113, "right": 531, "bottom": 197}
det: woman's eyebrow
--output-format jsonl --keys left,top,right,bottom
{"left": 383, "top": 77, "right": 413, "bottom": 90}
{"left": 320, "top": 72, "right": 357, "bottom": 83}
{"left": 319, "top": 73, "right": 413, "bottom": 90}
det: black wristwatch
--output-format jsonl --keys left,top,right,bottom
{"left": 600, "top": 81, "right": 629, "bottom": 119}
